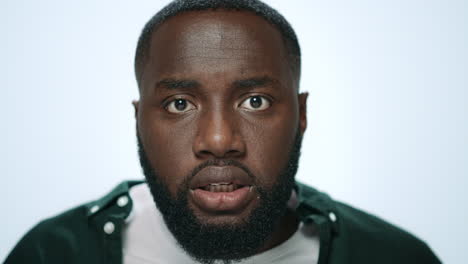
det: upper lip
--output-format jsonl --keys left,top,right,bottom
{"left": 189, "top": 166, "right": 253, "bottom": 190}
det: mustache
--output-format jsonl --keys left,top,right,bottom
{"left": 187, "top": 159, "right": 256, "bottom": 186}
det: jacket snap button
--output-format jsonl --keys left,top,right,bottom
{"left": 90, "top": 205, "right": 99, "bottom": 214}
{"left": 103, "top": 221, "right": 115, "bottom": 234}
{"left": 329, "top": 212, "right": 337, "bottom": 222}
{"left": 117, "top": 196, "right": 129, "bottom": 207}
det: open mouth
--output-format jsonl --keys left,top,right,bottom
{"left": 189, "top": 166, "right": 255, "bottom": 212}
{"left": 197, "top": 183, "right": 249, "bottom": 192}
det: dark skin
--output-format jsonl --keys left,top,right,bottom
{"left": 133, "top": 10, "right": 308, "bottom": 255}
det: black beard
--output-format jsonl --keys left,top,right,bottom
{"left": 137, "top": 130, "right": 303, "bottom": 264}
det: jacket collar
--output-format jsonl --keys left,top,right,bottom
{"left": 86, "top": 180, "right": 144, "bottom": 217}
{"left": 295, "top": 181, "right": 340, "bottom": 234}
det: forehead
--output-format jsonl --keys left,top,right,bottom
{"left": 140, "top": 10, "right": 292, "bottom": 92}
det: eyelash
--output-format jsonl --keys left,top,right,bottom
{"left": 163, "top": 94, "right": 273, "bottom": 113}
{"left": 163, "top": 97, "right": 195, "bottom": 113}
{"left": 238, "top": 95, "right": 272, "bottom": 110}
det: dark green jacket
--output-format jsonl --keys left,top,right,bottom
{"left": 5, "top": 180, "right": 441, "bottom": 264}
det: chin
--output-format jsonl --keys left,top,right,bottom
{"left": 190, "top": 203, "right": 259, "bottom": 226}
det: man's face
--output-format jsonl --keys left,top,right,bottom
{"left": 135, "top": 10, "right": 307, "bottom": 263}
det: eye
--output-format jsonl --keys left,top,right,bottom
{"left": 166, "top": 98, "right": 196, "bottom": 113}
{"left": 239, "top": 95, "right": 271, "bottom": 111}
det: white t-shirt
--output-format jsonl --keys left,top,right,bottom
{"left": 122, "top": 183, "right": 320, "bottom": 264}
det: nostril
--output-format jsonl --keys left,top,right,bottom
{"left": 196, "top": 149, "right": 242, "bottom": 159}
{"left": 199, "top": 150, "right": 212, "bottom": 156}
{"left": 226, "top": 149, "right": 242, "bottom": 157}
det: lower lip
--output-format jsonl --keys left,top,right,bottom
{"left": 190, "top": 186, "right": 254, "bottom": 212}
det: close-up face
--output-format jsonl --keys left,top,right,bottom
{"left": 135, "top": 10, "right": 307, "bottom": 262}
{"left": 137, "top": 8, "right": 305, "bottom": 222}
{"left": 136, "top": 10, "right": 307, "bottom": 224}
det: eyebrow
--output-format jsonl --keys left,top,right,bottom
{"left": 232, "top": 76, "right": 279, "bottom": 90}
{"left": 155, "top": 78, "right": 200, "bottom": 90}
{"left": 154, "top": 76, "right": 279, "bottom": 92}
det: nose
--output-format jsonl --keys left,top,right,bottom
{"left": 193, "top": 109, "right": 246, "bottom": 159}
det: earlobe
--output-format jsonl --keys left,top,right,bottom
{"left": 132, "top": 100, "right": 139, "bottom": 118}
{"left": 298, "top": 92, "right": 308, "bottom": 135}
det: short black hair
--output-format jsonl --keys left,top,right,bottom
{"left": 134, "top": 0, "right": 301, "bottom": 89}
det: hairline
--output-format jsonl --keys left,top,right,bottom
{"left": 135, "top": 4, "right": 301, "bottom": 92}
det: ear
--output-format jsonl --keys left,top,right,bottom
{"left": 132, "top": 100, "right": 139, "bottom": 118}
{"left": 298, "top": 92, "right": 308, "bottom": 135}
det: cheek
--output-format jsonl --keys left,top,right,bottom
{"left": 139, "top": 111, "right": 198, "bottom": 193}
{"left": 241, "top": 104, "right": 299, "bottom": 186}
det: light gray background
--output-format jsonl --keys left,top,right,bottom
{"left": 2, "top": 0, "right": 467, "bottom": 263}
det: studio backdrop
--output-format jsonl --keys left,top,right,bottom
{"left": 2, "top": 0, "right": 467, "bottom": 263}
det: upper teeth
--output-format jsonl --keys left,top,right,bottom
{"left": 209, "top": 183, "right": 230, "bottom": 186}
{"left": 201, "top": 183, "right": 241, "bottom": 192}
